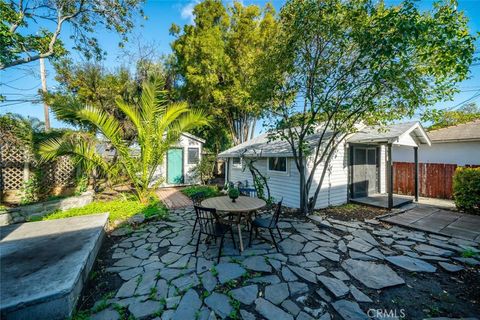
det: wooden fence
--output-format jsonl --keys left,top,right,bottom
{"left": 393, "top": 161, "right": 478, "bottom": 199}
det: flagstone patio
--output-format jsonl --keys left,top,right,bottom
{"left": 84, "top": 207, "right": 480, "bottom": 320}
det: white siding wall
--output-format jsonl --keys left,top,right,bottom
{"left": 228, "top": 158, "right": 301, "bottom": 208}
{"left": 227, "top": 143, "right": 350, "bottom": 209}
{"left": 153, "top": 134, "right": 203, "bottom": 187}
{"left": 392, "top": 142, "right": 480, "bottom": 166}
{"left": 307, "top": 142, "right": 349, "bottom": 209}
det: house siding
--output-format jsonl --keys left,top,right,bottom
{"left": 152, "top": 134, "right": 203, "bottom": 187}
{"left": 307, "top": 142, "right": 349, "bottom": 209}
{"left": 393, "top": 142, "right": 480, "bottom": 166}
{"left": 228, "top": 158, "right": 301, "bottom": 208}
{"left": 228, "top": 143, "right": 350, "bottom": 209}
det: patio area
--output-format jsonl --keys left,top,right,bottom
{"left": 81, "top": 206, "right": 479, "bottom": 320}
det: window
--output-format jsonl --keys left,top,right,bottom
{"left": 188, "top": 148, "right": 199, "bottom": 164}
{"left": 268, "top": 157, "right": 287, "bottom": 172}
{"left": 232, "top": 157, "right": 242, "bottom": 168}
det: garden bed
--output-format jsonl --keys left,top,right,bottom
{"left": 313, "top": 203, "right": 388, "bottom": 221}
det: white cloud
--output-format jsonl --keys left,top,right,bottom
{"left": 180, "top": 1, "right": 198, "bottom": 24}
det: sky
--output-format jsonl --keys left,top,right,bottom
{"left": 1, "top": 0, "right": 479, "bottom": 135}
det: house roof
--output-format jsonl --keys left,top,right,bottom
{"left": 348, "top": 121, "right": 431, "bottom": 146}
{"left": 427, "top": 119, "right": 480, "bottom": 143}
{"left": 218, "top": 121, "right": 430, "bottom": 158}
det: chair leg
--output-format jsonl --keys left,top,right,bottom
{"left": 192, "top": 218, "right": 198, "bottom": 235}
{"left": 230, "top": 227, "right": 237, "bottom": 250}
{"left": 195, "top": 231, "right": 202, "bottom": 256}
{"left": 218, "top": 235, "right": 225, "bottom": 264}
{"left": 276, "top": 226, "right": 283, "bottom": 240}
{"left": 269, "top": 229, "right": 279, "bottom": 253}
{"left": 248, "top": 225, "right": 254, "bottom": 247}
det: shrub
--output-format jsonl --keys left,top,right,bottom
{"left": 182, "top": 185, "right": 221, "bottom": 199}
{"left": 453, "top": 167, "right": 480, "bottom": 214}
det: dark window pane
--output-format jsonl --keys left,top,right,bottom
{"left": 367, "top": 149, "right": 376, "bottom": 165}
{"left": 232, "top": 157, "right": 241, "bottom": 165}
{"left": 269, "top": 157, "right": 287, "bottom": 172}
{"left": 188, "top": 148, "right": 199, "bottom": 164}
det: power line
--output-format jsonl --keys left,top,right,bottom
{"left": 448, "top": 90, "right": 480, "bottom": 110}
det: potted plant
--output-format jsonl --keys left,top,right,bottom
{"left": 228, "top": 187, "right": 240, "bottom": 202}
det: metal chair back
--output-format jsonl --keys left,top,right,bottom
{"left": 191, "top": 191, "right": 206, "bottom": 205}
{"left": 269, "top": 200, "right": 283, "bottom": 228}
{"left": 194, "top": 205, "right": 220, "bottom": 236}
{"left": 239, "top": 187, "right": 257, "bottom": 198}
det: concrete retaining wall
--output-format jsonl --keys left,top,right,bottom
{"left": 0, "top": 191, "right": 94, "bottom": 225}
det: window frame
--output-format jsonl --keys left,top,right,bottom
{"left": 231, "top": 157, "right": 242, "bottom": 169}
{"left": 187, "top": 147, "right": 200, "bottom": 164}
{"left": 267, "top": 157, "right": 288, "bottom": 174}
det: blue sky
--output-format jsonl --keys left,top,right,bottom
{"left": 1, "top": 0, "right": 479, "bottom": 134}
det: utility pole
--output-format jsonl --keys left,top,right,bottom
{"left": 40, "top": 57, "right": 50, "bottom": 131}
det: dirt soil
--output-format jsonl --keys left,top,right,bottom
{"left": 313, "top": 203, "right": 388, "bottom": 221}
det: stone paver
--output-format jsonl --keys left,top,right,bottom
{"left": 85, "top": 205, "right": 480, "bottom": 320}
{"left": 255, "top": 298, "right": 294, "bottom": 320}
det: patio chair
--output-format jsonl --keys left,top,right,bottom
{"left": 248, "top": 200, "right": 283, "bottom": 252}
{"left": 194, "top": 205, "right": 237, "bottom": 263}
{"left": 239, "top": 187, "right": 257, "bottom": 198}
{"left": 191, "top": 191, "right": 206, "bottom": 234}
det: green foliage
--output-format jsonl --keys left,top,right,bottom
{"left": 256, "top": 0, "right": 476, "bottom": 213}
{"left": 182, "top": 185, "right": 220, "bottom": 199}
{"left": 453, "top": 167, "right": 480, "bottom": 214}
{"left": 422, "top": 103, "right": 480, "bottom": 131}
{"left": 228, "top": 187, "right": 240, "bottom": 200}
{"left": 171, "top": 0, "right": 278, "bottom": 150}
{"left": 19, "top": 176, "right": 40, "bottom": 205}
{"left": 41, "top": 198, "right": 168, "bottom": 224}
{"left": 40, "top": 78, "right": 209, "bottom": 203}
{"left": 461, "top": 248, "right": 478, "bottom": 258}
{"left": 0, "top": 0, "right": 145, "bottom": 69}
{"left": 192, "top": 153, "right": 216, "bottom": 184}
{"left": 75, "top": 176, "right": 89, "bottom": 195}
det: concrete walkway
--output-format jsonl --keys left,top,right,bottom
{"left": 382, "top": 205, "right": 480, "bottom": 242}
{"left": 156, "top": 187, "right": 192, "bottom": 209}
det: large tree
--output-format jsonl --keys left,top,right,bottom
{"left": 0, "top": 0, "right": 144, "bottom": 69}
{"left": 170, "top": 0, "right": 277, "bottom": 151}
{"left": 258, "top": 0, "right": 476, "bottom": 214}
{"left": 422, "top": 102, "right": 480, "bottom": 130}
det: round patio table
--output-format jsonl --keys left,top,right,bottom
{"left": 201, "top": 196, "right": 266, "bottom": 252}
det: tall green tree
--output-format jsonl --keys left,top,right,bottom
{"left": 422, "top": 102, "right": 480, "bottom": 130}
{"left": 258, "top": 0, "right": 476, "bottom": 214}
{"left": 40, "top": 79, "right": 209, "bottom": 203}
{"left": 0, "top": 0, "right": 145, "bottom": 69}
{"left": 170, "top": 0, "right": 277, "bottom": 152}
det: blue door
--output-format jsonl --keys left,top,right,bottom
{"left": 167, "top": 148, "right": 184, "bottom": 184}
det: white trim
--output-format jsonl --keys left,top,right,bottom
{"left": 232, "top": 157, "right": 242, "bottom": 169}
{"left": 267, "top": 156, "right": 290, "bottom": 175}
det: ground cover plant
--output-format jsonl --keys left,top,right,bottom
{"left": 181, "top": 185, "right": 221, "bottom": 199}
{"left": 38, "top": 197, "right": 168, "bottom": 225}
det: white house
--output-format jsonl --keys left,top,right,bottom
{"left": 393, "top": 119, "right": 480, "bottom": 166}
{"left": 219, "top": 122, "right": 430, "bottom": 210}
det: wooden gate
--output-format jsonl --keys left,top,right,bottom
{"left": 393, "top": 162, "right": 478, "bottom": 199}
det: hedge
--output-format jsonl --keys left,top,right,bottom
{"left": 453, "top": 167, "right": 480, "bottom": 214}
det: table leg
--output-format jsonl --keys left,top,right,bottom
{"left": 237, "top": 223, "right": 244, "bottom": 252}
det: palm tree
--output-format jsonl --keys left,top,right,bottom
{"left": 39, "top": 79, "right": 209, "bottom": 202}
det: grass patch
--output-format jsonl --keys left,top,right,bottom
{"left": 181, "top": 185, "right": 221, "bottom": 199}
{"left": 40, "top": 198, "right": 168, "bottom": 224}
